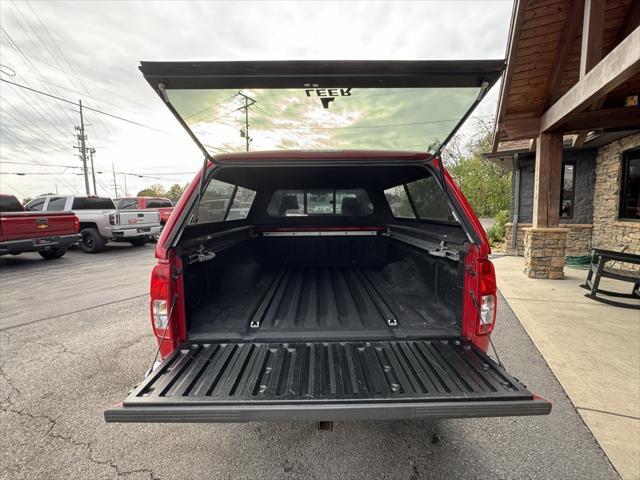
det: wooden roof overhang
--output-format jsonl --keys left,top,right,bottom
{"left": 492, "top": 0, "right": 640, "bottom": 153}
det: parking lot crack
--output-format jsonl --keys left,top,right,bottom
{"left": 0, "top": 366, "right": 159, "bottom": 479}
{"left": 0, "top": 361, "right": 21, "bottom": 407}
{"left": 1, "top": 403, "right": 160, "bottom": 479}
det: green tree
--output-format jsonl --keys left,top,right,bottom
{"left": 166, "top": 183, "right": 188, "bottom": 203}
{"left": 446, "top": 122, "right": 511, "bottom": 217}
{"left": 136, "top": 184, "right": 166, "bottom": 197}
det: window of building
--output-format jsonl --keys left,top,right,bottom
{"left": 560, "top": 162, "right": 575, "bottom": 218}
{"left": 619, "top": 149, "right": 640, "bottom": 220}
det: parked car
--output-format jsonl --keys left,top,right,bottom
{"left": 26, "top": 195, "right": 161, "bottom": 253}
{"left": 105, "top": 60, "right": 551, "bottom": 424}
{"left": 114, "top": 196, "right": 174, "bottom": 241}
{"left": 0, "top": 193, "right": 79, "bottom": 259}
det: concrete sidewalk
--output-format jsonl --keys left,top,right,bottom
{"left": 494, "top": 256, "right": 640, "bottom": 480}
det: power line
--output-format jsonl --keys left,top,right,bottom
{"left": 0, "top": 160, "right": 83, "bottom": 168}
{"left": 1, "top": 21, "right": 75, "bottom": 126}
{"left": 0, "top": 28, "right": 74, "bottom": 131}
{"left": 0, "top": 37, "right": 156, "bottom": 112}
{"left": 3, "top": 80, "right": 69, "bottom": 137}
{"left": 0, "top": 126, "right": 79, "bottom": 192}
{"left": 0, "top": 78, "right": 182, "bottom": 137}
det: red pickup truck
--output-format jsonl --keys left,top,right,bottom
{"left": 115, "top": 197, "right": 173, "bottom": 240}
{"left": 106, "top": 60, "right": 551, "bottom": 424}
{"left": 0, "top": 194, "right": 80, "bottom": 259}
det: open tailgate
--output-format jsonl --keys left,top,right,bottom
{"left": 105, "top": 339, "right": 550, "bottom": 423}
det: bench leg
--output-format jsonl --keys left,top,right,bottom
{"left": 582, "top": 255, "right": 599, "bottom": 290}
{"left": 587, "top": 256, "right": 606, "bottom": 298}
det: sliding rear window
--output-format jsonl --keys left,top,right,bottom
{"left": 267, "top": 189, "right": 373, "bottom": 217}
{"left": 72, "top": 197, "right": 116, "bottom": 210}
{"left": 0, "top": 196, "right": 24, "bottom": 212}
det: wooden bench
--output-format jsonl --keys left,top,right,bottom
{"left": 581, "top": 248, "right": 640, "bottom": 310}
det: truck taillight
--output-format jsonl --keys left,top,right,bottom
{"left": 73, "top": 216, "right": 80, "bottom": 233}
{"left": 477, "top": 259, "right": 497, "bottom": 335}
{"left": 152, "top": 300, "right": 168, "bottom": 329}
{"left": 150, "top": 263, "right": 170, "bottom": 335}
{"left": 108, "top": 213, "right": 118, "bottom": 225}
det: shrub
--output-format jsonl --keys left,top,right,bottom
{"left": 486, "top": 209, "right": 509, "bottom": 246}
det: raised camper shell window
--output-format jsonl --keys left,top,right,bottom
{"left": 384, "top": 176, "right": 457, "bottom": 223}
{"left": 267, "top": 189, "right": 374, "bottom": 217}
{"left": 191, "top": 179, "right": 256, "bottom": 224}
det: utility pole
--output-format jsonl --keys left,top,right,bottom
{"left": 112, "top": 163, "right": 118, "bottom": 198}
{"left": 74, "top": 99, "right": 90, "bottom": 195}
{"left": 236, "top": 92, "right": 256, "bottom": 151}
{"left": 88, "top": 147, "right": 97, "bottom": 195}
{"left": 123, "top": 175, "right": 128, "bottom": 196}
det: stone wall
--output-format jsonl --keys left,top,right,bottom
{"left": 523, "top": 228, "right": 568, "bottom": 279}
{"left": 505, "top": 223, "right": 592, "bottom": 257}
{"left": 592, "top": 133, "right": 640, "bottom": 271}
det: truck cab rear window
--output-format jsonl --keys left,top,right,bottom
{"left": 0, "top": 196, "right": 24, "bottom": 212}
{"left": 72, "top": 197, "right": 116, "bottom": 210}
{"left": 267, "top": 189, "right": 373, "bottom": 217}
{"left": 146, "top": 199, "right": 172, "bottom": 208}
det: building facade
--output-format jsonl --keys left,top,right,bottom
{"left": 503, "top": 132, "right": 639, "bottom": 270}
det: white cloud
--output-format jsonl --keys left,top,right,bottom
{"left": 0, "top": 0, "right": 512, "bottom": 199}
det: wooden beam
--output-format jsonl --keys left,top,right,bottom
{"left": 543, "top": 0, "right": 584, "bottom": 108}
{"left": 540, "top": 25, "right": 640, "bottom": 132}
{"left": 498, "top": 116, "right": 540, "bottom": 141}
{"left": 532, "top": 132, "right": 563, "bottom": 228}
{"left": 573, "top": 131, "right": 589, "bottom": 148}
{"left": 492, "top": 0, "right": 527, "bottom": 153}
{"left": 580, "top": 0, "right": 606, "bottom": 77}
{"left": 615, "top": 0, "right": 640, "bottom": 45}
{"left": 562, "top": 106, "right": 640, "bottom": 131}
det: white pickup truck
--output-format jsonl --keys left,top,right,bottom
{"left": 25, "top": 195, "right": 161, "bottom": 253}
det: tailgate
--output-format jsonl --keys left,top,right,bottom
{"left": 118, "top": 210, "right": 160, "bottom": 227}
{"left": 105, "top": 339, "right": 550, "bottom": 423}
{"left": 0, "top": 212, "right": 76, "bottom": 241}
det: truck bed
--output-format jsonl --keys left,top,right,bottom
{"left": 186, "top": 235, "right": 462, "bottom": 341}
{"left": 105, "top": 339, "right": 550, "bottom": 422}
{"left": 190, "top": 264, "right": 458, "bottom": 340}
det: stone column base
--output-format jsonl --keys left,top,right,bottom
{"left": 523, "top": 228, "right": 569, "bottom": 279}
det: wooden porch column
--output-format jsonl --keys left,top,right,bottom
{"left": 532, "top": 131, "right": 563, "bottom": 228}
{"left": 525, "top": 131, "right": 568, "bottom": 279}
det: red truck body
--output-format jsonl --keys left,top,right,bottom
{"left": 105, "top": 60, "right": 551, "bottom": 424}
{"left": 0, "top": 194, "right": 80, "bottom": 259}
{"left": 154, "top": 153, "right": 495, "bottom": 356}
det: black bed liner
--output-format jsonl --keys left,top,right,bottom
{"left": 189, "top": 263, "right": 460, "bottom": 341}
{"left": 105, "top": 339, "right": 550, "bottom": 422}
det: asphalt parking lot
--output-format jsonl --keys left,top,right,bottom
{"left": 0, "top": 246, "right": 619, "bottom": 480}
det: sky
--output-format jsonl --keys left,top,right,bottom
{"left": 0, "top": 0, "right": 513, "bottom": 200}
